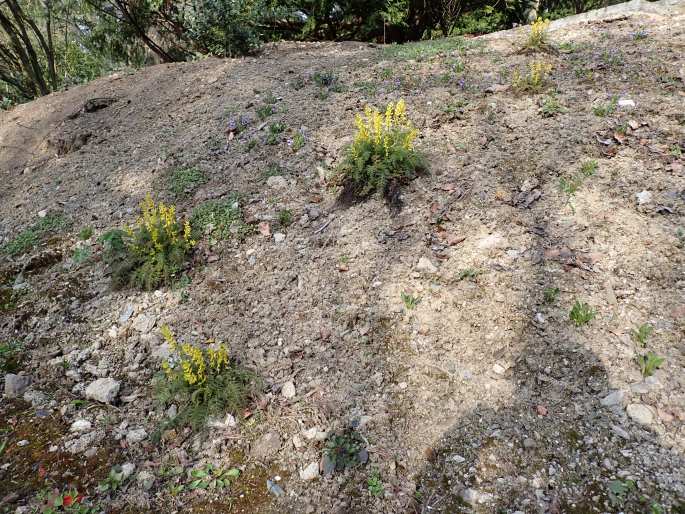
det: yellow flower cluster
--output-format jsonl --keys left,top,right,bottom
{"left": 130, "top": 194, "right": 195, "bottom": 256}
{"left": 353, "top": 99, "right": 417, "bottom": 157}
{"left": 513, "top": 60, "right": 552, "bottom": 91}
{"left": 529, "top": 18, "right": 550, "bottom": 47}
{"left": 161, "top": 325, "right": 230, "bottom": 386}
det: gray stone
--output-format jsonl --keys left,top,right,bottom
{"left": 460, "top": 488, "right": 493, "bottom": 505}
{"left": 281, "top": 381, "right": 296, "bottom": 399}
{"left": 121, "top": 463, "right": 136, "bottom": 479}
{"left": 131, "top": 313, "right": 156, "bottom": 333}
{"left": 630, "top": 382, "right": 649, "bottom": 394}
{"left": 64, "top": 431, "right": 102, "bottom": 454}
{"left": 416, "top": 257, "right": 438, "bottom": 274}
{"left": 4, "top": 374, "right": 32, "bottom": 398}
{"left": 119, "top": 304, "right": 135, "bottom": 324}
{"left": 627, "top": 403, "right": 654, "bottom": 425}
{"left": 611, "top": 424, "right": 631, "bottom": 440}
{"left": 250, "top": 431, "right": 281, "bottom": 460}
{"left": 321, "top": 454, "right": 335, "bottom": 476}
{"left": 266, "top": 176, "right": 288, "bottom": 189}
{"left": 267, "top": 479, "right": 285, "bottom": 496}
{"left": 299, "top": 462, "right": 319, "bottom": 481}
{"left": 274, "top": 232, "right": 286, "bottom": 244}
{"left": 85, "top": 378, "right": 121, "bottom": 404}
{"left": 600, "top": 390, "right": 625, "bottom": 407}
{"left": 23, "top": 389, "right": 48, "bottom": 407}
{"left": 126, "top": 428, "right": 148, "bottom": 444}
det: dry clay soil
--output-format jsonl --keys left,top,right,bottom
{"left": 1, "top": 7, "right": 685, "bottom": 514}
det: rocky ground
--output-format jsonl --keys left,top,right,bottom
{"left": 0, "top": 4, "right": 684, "bottom": 514}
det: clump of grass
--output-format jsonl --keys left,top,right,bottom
{"left": 382, "top": 37, "right": 473, "bottom": 61}
{"left": 636, "top": 351, "right": 664, "bottom": 377}
{"left": 103, "top": 195, "right": 195, "bottom": 290}
{"left": 512, "top": 60, "right": 552, "bottom": 92}
{"left": 569, "top": 300, "right": 595, "bottom": 326}
{"left": 0, "top": 339, "right": 23, "bottom": 373}
{"left": 312, "top": 70, "right": 338, "bottom": 88}
{"left": 457, "top": 268, "right": 481, "bottom": 281}
{"left": 332, "top": 99, "right": 426, "bottom": 208}
{"left": 278, "top": 209, "right": 293, "bottom": 227}
{"left": 72, "top": 247, "right": 91, "bottom": 266}
{"left": 543, "top": 286, "right": 560, "bottom": 304}
{"left": 592, "top": 96, "right": 618, "bottom": 117}
{"left": 1, "top": 213, "right": 69, "bottom": 256}
{"left": 155, "top": 326, "right": 257, "bottom": 431}
{"left": 191, "top": 197, "right": 253, "bottom": 241}
{"left": 401, "top": 292, "right": 421, "bottom": 310}
{"left": 580, "top": 159, "right": 598, "bottom": 177}
{"left": 170, "top": 167, "right": 208, "bottom": 197}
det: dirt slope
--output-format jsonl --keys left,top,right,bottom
{"left": 1, "top": 5, "right": 684, "bottom": 514}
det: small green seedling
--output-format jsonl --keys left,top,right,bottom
{"left": 457, "top": 268, "right": 481, "bottom": 281}
{"left": 569, "top": 301, "right": 595, "bottom": 326}
{"left": 540, "top": 95, "right": 565, "bottom": 117}
{"left": 79, "top": 227, "right": 94, "bottom": 240}
{"left": 592, "top": 96, "right": 618, "bottom": 117}
{"left": 559, "top": 175, "right": 582, "bottom": 196}
{"left": 187, "top": 464, "right": 239, "bottom": 490}
{"left": 367, "top": 469, "right": 384, "bottom": 497}
{"left": 580, "top": 160, "right": 598, "bottom": 177}
{"left": 256, "top": 104, "right": 274, "bottom": 120}
{"left": 631, "top": 323, "right": 653, "bottom": 347}
{"left": 278, "top": 209, "right": 293, "bottom": 227}
{"left": 543, "top": 286, "right": 560, "bottom": 304}
{"left": 637, "top": 351, "right": 664, "bottom": 377}
{"left": 401, "top": 292, "right": 421, "bottom": 310}
{"left": 72, "top": 247, "right": 91, "bottom": 265}
{"left": 607, "top": 479, "right": 636, "bottom": 507}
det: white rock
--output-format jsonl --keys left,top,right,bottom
{"left": 136, "top": 470, "right": 155, "bottom": 490}
{"left": 477, "top": 233, "right": 505, "bottom": 249}
{"left": 635, "top": 190, "right": 652, "bottom": 205}
{"left": 38, "top": 210, "right": 47, "bottom": 218}
{"left": 121, "top": 463, "right": 136, "bottom": 479}
{"left": 119, "top": 304, "right": 135, "bottom": 324}
{"left": 302, "top": 427, "right": 318, "bottom": 440}
{"left": 618, "top": 98, "right": 635, "bottom": 108}
{"left": 626, "top": 403, "right": 654, "bottom": 425}
{"left": 70, "top": 420, "right": 92, "bottom": 432}
{"left": 492, "top": 363, "right": 507, "bottom": 375}
{"left": 460, "top": 488, "right": 493, "bottom": 505}
{"left": 274, "top": 232, "right": 286, "bottom": 244}
{"left": 299, "top": 462, "right": 319, "bottom": 481}
{"left": 600, "top": 390, "right": 625, "bottom": 407}
{"left": 281, "top": 381, "right": 296, "bottom": 398}
{"left": 85, "top": 378, "right": 121, "bottom": 404}
{"left": 416, "top": 257, "right": 438, "bottom": 273}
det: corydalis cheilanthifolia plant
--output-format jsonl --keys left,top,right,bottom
{"left": 156, "top": 326, "right": 256, "bottom": 430}
{"left": 336, "top": 99, "right": 426, "bottom": 207}
{"left": 106, "top": 194, "right": 195, "bottom": 290}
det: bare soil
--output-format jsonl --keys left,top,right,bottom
{"left": 1, "top": 6, "right": 684, "bottom": 514}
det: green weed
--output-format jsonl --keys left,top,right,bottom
{"left": 592, "top": 96, "right": 618, "bottom": 117}
{"left": 401, "top": 292, "right": 421, "bottom": 310}
{"left": 457, "top": 268, "right": 481, "bottom": 281}
{"left": 539, "top": 94, "right": 565, "bottom": 117}
{"left": 291, "top": 132, "right": 305, "bottom": 152}
{"left": 631, "top": 323, "right": 653, "bottom": 347}
{"left": 0, "top": 340, "right": 23, "bottom": 373}
{"left": 607, "top": 479, "right": 636, "bottom": 507}
{"left": 382, "top": 37, "right": 472, "bottom": 61}
{"left": 636, "top": 351, "right": 664, "bottom": 377}
{"left": 569, "top": 300, "right": 595, "bottom": 326}
{"left": 78, "top": 227, "right": 94, "bottom": 240}
{"left": 72, "top": 247, "right": 91, "bottom": 266}
{"left": 256, "top": 104, "right": 274, "bottom": 120}
{"left": 580, "top": 159, "right": 598, "bottom": 177}
{"left": 1, "top": 213, "right": 69, "bottom": 256}
{"left": 367, "top": 469, "right": 384, "bottom": 497}
{"left": 170, "top": 167, "right": 208, "bottom": 197}
{"left": 191, "top": 197, "right": 253, "bottom": 241}
{"left": 278, "top": 209, "right": 293, "bottom": 227}
{"left": 324, "top": 430, "right": 367, "bottom": 471}
{"left": 187, "top": 464, "right": 239, "bottom": 490}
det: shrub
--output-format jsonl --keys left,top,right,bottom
{"left": 191, "top": 197, "right": 253, "bottom": 240}
{"left": 513, "top": 60, "right": 552, "bottom": 92}
{"left": 156, "top": 326, "right": 257, "bottom": 430}
{"left": 104, "top": 195, "right": 195, "bottom": 290}
{"left": 333, "top": 99, "right": 426, "bottom": 207}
